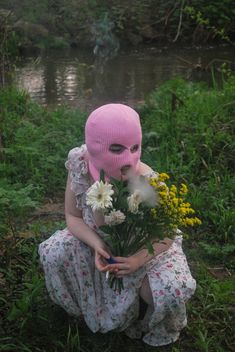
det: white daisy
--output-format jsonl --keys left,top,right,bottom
{"left": 86, "top": 181, "right": 114, "bottom": 211}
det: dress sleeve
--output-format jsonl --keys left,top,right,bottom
{"left": 65, "top": 145, "right": 89, "bottom": 197}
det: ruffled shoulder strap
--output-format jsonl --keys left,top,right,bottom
{"left": 144, "top": 170, "right": 158, "bottom": 178}
{"left": 65, "top": 144, "right": 90, "bottom": 196}
{"left": 144, "top": 170, "right": 167, "bottom": 188}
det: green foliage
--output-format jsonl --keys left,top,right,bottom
{"left": 186, "top": 264, "right": 235, "bottom": 351}
{"left": 0, "top": 74, "right": 235, "bottom": 351}
{"left": 0, "top": 86, "right": 86, "bottom": 236}
{"left": 1, "top": 74, "right": 234, "bottom": 255}
{"left": 0, "top": 10, "right": 19, "bottom": 85}
{"left": 1, "top": 232, "right": 234, "bottom": 351}
{"left": 0, "top": 181, "right": 38, "bottom": 236}
{"left": 2, "top": 0, "right": 235, "bottom": 48}
{"left": 140, "top": 76, "right": 235, "bottom": 267}
{"left": 184, "top": 0, "right": 235, "bottom": 43}
{"left": 0, "top": 87, "right": 86, "bottom": 193}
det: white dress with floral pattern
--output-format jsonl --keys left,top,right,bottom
{"left": 38, "top": 145, "right": 196, "bottom": 347}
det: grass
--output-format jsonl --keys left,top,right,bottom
{"left": 1, "top": 227, "right": 234, "bottom": 351}
{"left": 0, "top": 76, "right": 235, "bottom": 351}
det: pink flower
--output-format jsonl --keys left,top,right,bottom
{"left": 175, "top": 288, "right": 181, "bottom": 296}
{"left": 166, "top": 263, "right": 173, "bottom": 268}
{"left": 154, "top": 272, "right": 161, "bottom": 278}
{"left": 96, "top": 309, "right": 103, "bottom": 317}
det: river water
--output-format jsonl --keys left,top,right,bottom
{"left": 12, "top": 45, "right": 235, "bottom": 111}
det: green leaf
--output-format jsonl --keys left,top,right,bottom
{"left": 145, "top": 241, "right": 155, "bottom": 255}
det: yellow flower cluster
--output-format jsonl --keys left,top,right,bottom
{"left": 149, "top": 173, "right": 202, "bottom": 229}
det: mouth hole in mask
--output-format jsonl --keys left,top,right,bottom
{"left": 121, "top": 165, "right": 131, "bottom": 173}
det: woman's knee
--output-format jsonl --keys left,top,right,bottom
{"left": 39, "top": 230, "right": 80, "bottom": 268}
{"left": 169, "top": 274, "right": 196, "bottom": 302}
{"left": 149, "top": 269, "right": 196, "bottom": 306}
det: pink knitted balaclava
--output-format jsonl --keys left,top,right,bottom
{"left": 85, "top": 103, "right": 142, "bottom": 181}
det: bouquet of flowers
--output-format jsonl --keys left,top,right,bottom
{"left": 86, "top": 171, "right": 201, "bottom": 292}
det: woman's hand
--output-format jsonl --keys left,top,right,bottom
{"left": 105, "top": 237, "right": 174, "bottom": 277}
{"left": 106, "top": 255, "right": 141, "bottom": 278}
{"left": 94, "top": 244, "right": 110, "bottom": 272}
{"left": 94, "top": 242, "right": 117, "bottom": 273}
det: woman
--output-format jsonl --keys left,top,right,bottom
{"left": 39, "top": 103, "right": 196, "bottom": 346}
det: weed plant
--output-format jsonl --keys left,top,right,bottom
{"left": 0, "top": 77, "right": 234, "bottom": 351}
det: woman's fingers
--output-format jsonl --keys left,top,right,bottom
{"left": 96, "top": 262, "right": 106, "bottom": 272}
{"left": 113, "top": 256, "right": 127, "bottom": 262}
{"left": 115, "top": 263, "right": 130, "bottom": 270}
{"left": 95, "top": 259, "right": 108, "bottom": 272}
{"left": 106, "top": 263, "right": 130, "bottom": 271}
{"left": 95, "top": 253, "right": 110, "bottom": 272}
{"left": 98, "top": 248, "right": 110, "bottom": 259}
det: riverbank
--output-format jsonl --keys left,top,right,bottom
{"left": 0, "top": 77, "right": 234, "bottom": 351}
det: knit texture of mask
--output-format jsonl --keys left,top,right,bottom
{"left": 85, "top": 103, "right": 142, "bottom": 181}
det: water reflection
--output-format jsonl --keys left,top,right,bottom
{"left": 13, "top": 46, "right": 235, "bottom": 110}
{"left": 16, "top": 66, "right": 46, "bottom": 104}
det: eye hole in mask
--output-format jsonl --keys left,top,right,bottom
{"left": 109, "top": 144, "right": 126, "bottom": 154}
{"left": 109, "top": 144, "right": 139, "bottom": 154}
{"left": 130, "top": 144, "right": 139, "bottom": 153}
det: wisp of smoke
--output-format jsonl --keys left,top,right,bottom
{"left": 128, "top": 175, "right": 158, "bottom": 207}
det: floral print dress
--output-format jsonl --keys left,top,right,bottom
{"left": 38, "top": 145, "right": 196, "bottom": 347}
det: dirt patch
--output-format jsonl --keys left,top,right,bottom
{"left": 33, "top": 202, "right": 64, "bottom": 218}
{"left": 207, "top": 266, "right": 234, "bottom": 279}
